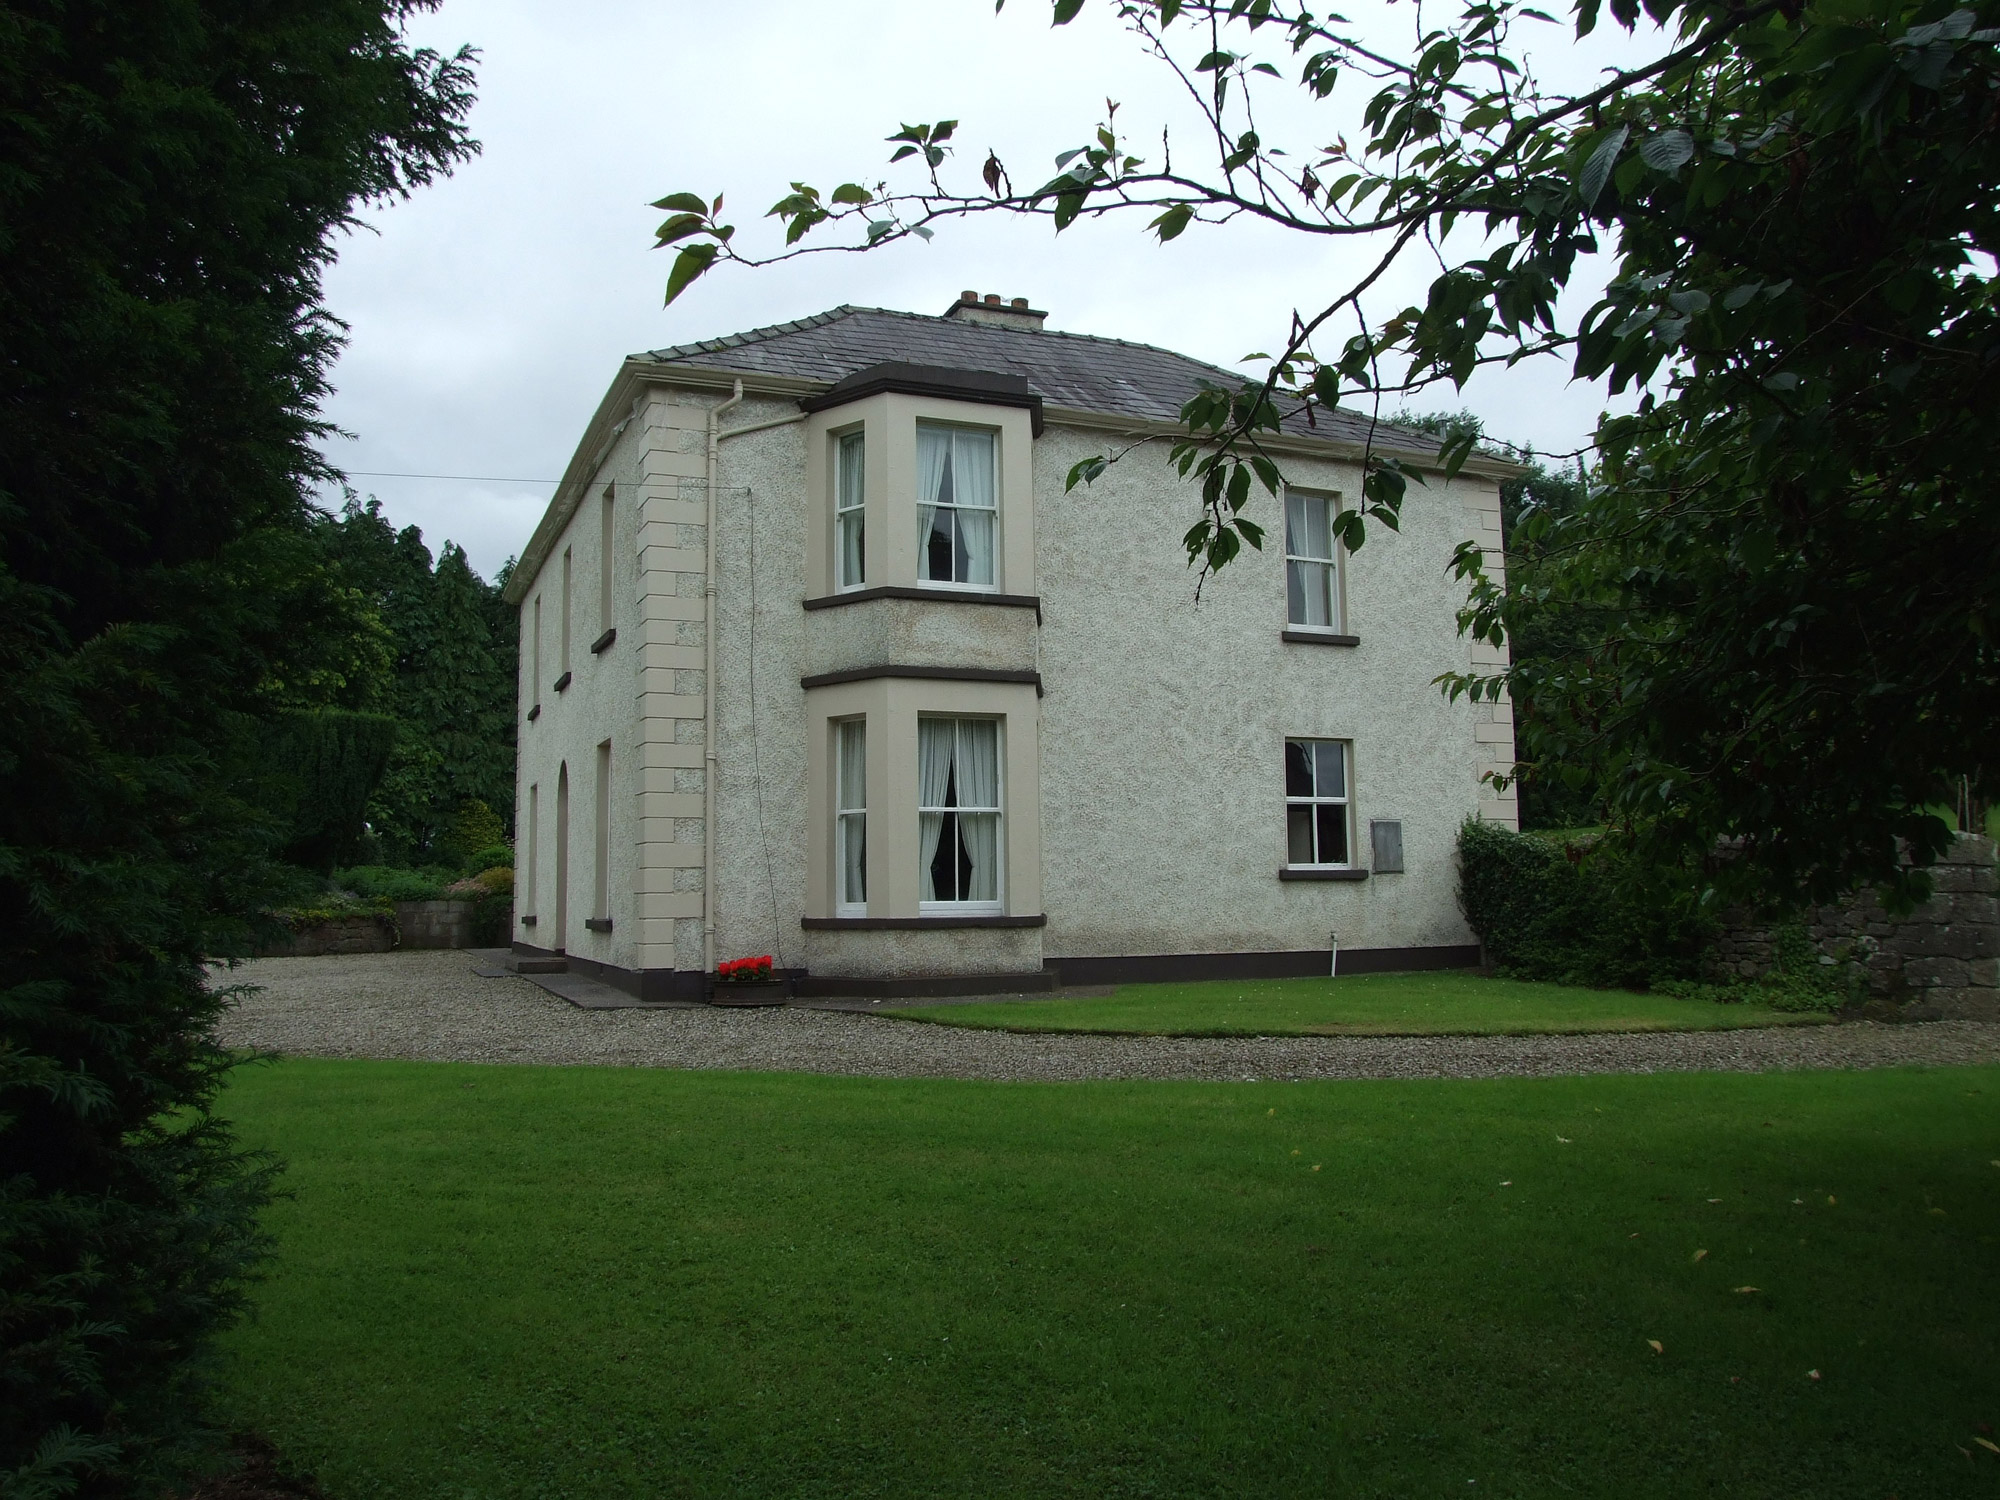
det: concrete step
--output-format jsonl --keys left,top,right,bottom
{"left": 507, "top": 955, "right": 568, "bottom": 976}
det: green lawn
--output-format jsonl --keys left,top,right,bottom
{"left": 893, "top": 969, "right": 1828, "bottom": 1035}
{"left": 219, "top": 1060, "right": 2000, "bottom": 1498}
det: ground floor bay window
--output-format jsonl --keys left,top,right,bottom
{"left": 804, "top": 678, "right": 1040, "bottom": 923}
{"left": 918, "top": 717, "right": 1001, "bottom": 911}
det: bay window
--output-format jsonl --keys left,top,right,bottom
{"left": 917, "top": 422, "right": 997, "bottom": 588}
{"left": 918, "top": 717, "right": 1002, "bottom": 909}
{"left": 836, "top": 719, "right": 867, "bottom": 914}
{"left": 1286, "top": 738, "right": 1352, "bottom": 867}
{"left": 836, "top": 430, "right": 866, "bottom": 590}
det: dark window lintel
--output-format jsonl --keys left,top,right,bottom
{"left": 800, "top": 665, "right": 1042, "bottom": 697}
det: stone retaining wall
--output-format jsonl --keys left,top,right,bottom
{"left": 395, "top": 899, "right": 480, "bottom": 950}
{"left": 257, "top": 913, "right": 396, "bottom": 958}
{"left": 1710, "top": 834, "right": 1999, "bottom": 1020}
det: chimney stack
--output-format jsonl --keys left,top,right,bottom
{"left": 942, "top": 289, "right": 1047, "bottom": 332}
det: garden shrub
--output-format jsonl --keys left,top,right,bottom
{"left": 334, "top": 866, "right": 447, "bottom": 906}
{"left": 435, "top": 799, "right": 506, "bottom": 871}
{"left": 462, "top": 841, "right": 514, "bottom": 875}
{"left": 446, "top": 867, "right": 513, "bottom": 945}
{"left": 1458, "top": 820, "right": 1716, "bottom": 988}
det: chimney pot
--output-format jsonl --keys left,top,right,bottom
{"left": 940, "top": 292, "right": 1048, "bottom": 330}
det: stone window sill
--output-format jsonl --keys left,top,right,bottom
{"left": 590, "top": 627, "right": 617, "bottom": 655}
{"left": 1281, "top": 630, "right": 1360, "bottom": 647}
{"left": 1279, "top": 867, "right": 1370, "bottom": 881}
{"left": 552, "top": 670, "right": 572, "bottom": 693}
{"left": 584, "top": 917, "right": 613, "bottom": 932}
{"left": 802, "top": 914, "right": 1047, "bottom": 930}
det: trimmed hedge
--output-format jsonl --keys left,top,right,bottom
{"left": 1457, "top": 820, "right": 1715, "bottom": 989}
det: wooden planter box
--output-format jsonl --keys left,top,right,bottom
{"left": 708, "top": 978, "right": 791, "bottom": 1006}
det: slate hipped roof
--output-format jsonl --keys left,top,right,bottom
{"left": 638, "top": 304, "right": 1433, "bottom": 452}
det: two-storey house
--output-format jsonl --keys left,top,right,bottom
{"left": 502, "top": 292, "right": 1518, "bottom": 1001}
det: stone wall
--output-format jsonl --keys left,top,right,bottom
{"left": 1710, "top": 834, "right": 1998, "bottom": 1019}
{"left": 395, "top": 899, "right": 480, "bottom": 950}
{"left": 256, "top": 913, "right": 395, "bottom": 958}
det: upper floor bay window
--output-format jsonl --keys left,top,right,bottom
{"left": 1285, "top": 490, "right": 1343, "bottom": 631}
{"left": 917, "top": 422, "right": 997, "bottom": 589}
{"left": 836, "top": 430, "right": 866, "bottom": 590}
{"left": 919, "top": 716, "right": 1001, "bottom": 910}
{"left": 1286, "top": 738, "right": 1352, "bottom": 867}
{"left": 836, "top": 719, "right": 867, "bottom": 914}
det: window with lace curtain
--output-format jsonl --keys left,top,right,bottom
{"left": 835, "top": 719, "right": 866, "bottom": 915}
{"left": 916, "top": 422, "right": 997, "bottom": 589}
{"left": 917, "top": 717, "right": 1002, "bottom": 911}
{"left": 835, "top": 430, "right": 865, "bottom": 590}
{"left": 1285, "top": 489, "right": 1344, "bottom": 632}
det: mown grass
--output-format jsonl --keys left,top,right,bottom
{"left": 893, "top": 969, "right": 1828, "bottom": 1035}
{"left": 219, "top": 1060, "right": 2000, "bottom": 1498}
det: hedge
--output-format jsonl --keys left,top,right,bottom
{"left": 1457, "top": 820, "right": 1715, "bottom": 989}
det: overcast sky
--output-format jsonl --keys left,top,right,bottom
{"left": 318, "top": 0, "right": 1648, "bottom": 581}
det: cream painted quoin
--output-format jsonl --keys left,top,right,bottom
{"left": 501, "top": 292, "right": 1519, "bottom": 1001}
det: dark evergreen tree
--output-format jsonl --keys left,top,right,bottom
{"left": 311, "top": 496, "right": 517, "bottom": 863}
{"left": 0, "top": 4, "right": 475, "bottom": 1492}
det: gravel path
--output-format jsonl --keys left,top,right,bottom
{"left": 211, "top": 950, "right": 2000, "bottom": 1083}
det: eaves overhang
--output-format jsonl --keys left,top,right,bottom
{"left": 799, "top": 361, "right": 1045, "bottom": 435}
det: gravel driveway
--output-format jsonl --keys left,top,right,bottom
{"left": 211, "top": 950, "right": 2000, "bottom": 1083}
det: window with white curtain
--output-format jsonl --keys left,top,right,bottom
{"left": 835, "top": 431, "right": 865, "bottom": 590}
{"left": 835, "top": 719, "right": 867, "bottom": 914}
{"left": 1285, "top": 490, "right": 1343, "bottom": 631}
{"left": 918, "top": 717, "right": 1002, "bottom": 910}
{"left": 916, "top": 423, "right": 997, "bottom": 589}
{"left": 1285, "top": 738, "right": 1352, "bottom": 867}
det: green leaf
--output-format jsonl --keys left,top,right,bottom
{"left": 1578, "top": 124, "right": 1629, "bottom": 209}
{"left": 650, "top": 192, "right": 708, "bottom": 214}
{"left": 1053, "top": 0, "right": 1086, "bottom": 20}
{"left": 1151, "top": 203, "right": 1194, "bottom": 241}
{"left": 663, "top": 242, "right": 718, "bottom": 307}
{"left": 1067, "top": 455, "right": 1109, "bottom": 490}
{"left": 830, "top": 183, "right": 873, "bottom": 205}
{"left": 1638, "top": 130, "right": 1694, "bottom": 171}
{"left": 652, "top": 213, "right": 707, "bottom": 247}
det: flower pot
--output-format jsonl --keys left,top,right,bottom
{"left": 708, "top": 977, "right": 790, "bottom": 1006}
